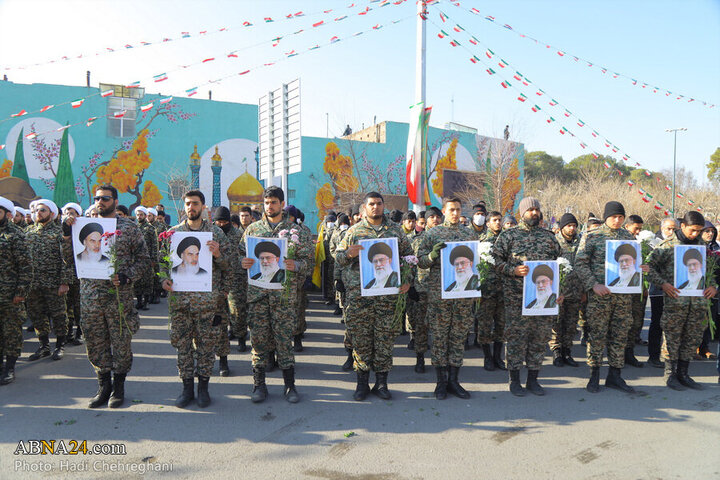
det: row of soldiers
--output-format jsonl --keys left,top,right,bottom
{"left": 0, "top": 187, "right": 717, "bottom": 408}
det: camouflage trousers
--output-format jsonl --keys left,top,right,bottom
{"left": 66, "top": 282, "right": 81, "bottom": 332}
{"left": 133, "top": 271, "right": 154, "bottom": 298}
{"left": 585, "top": 292, "right": 632, "bottom": 368}
{"left": 476, "top": 295, "right": 505, "bottom": 345}
{"left": 504, "top": 302, "right": 554, "bottom": 370}
{"left": 228, "top": 288, "right": 248, "bottom": 339}
{"left": 322, "top": 259, "right": 335, "bottom": 301}
{"left": 0, "top": 302, "right": 23, "bottom": 358}
{"left": 627, "top": 293, "right": 647, "bottom": 348}
{"left": 549, "top": 298, "right": 581, "bottom": 351}
{"left": 27, "top": 286, "right": 68, "bottom": 338}
{"left": 406, "top": 293, "right": 429, "bottom": 354}
{"left": 215, "top": 297, "right": 231, "bottom": 358}
{"left": 661, "top": 299, "right": 707, "bottom": 362}
{"left": 337, "top": 291, "right": 352, "bottom": 349}
{"left": 248, "top": 295, "right": 295, "bottom": 370}
{"left": 81, "top": 288, "right": 137, "bottom": 374}
{"left": 345, "top": 295, "right": 397, "bottom": 372}
{"left": 169, "top": 303, "right": 220, "bottom": 379}
{"left": 294, "top": 278, "right": 308, "bottom": 336}
{"left": 428, "top": 298, "right": 474, "bottom": 367}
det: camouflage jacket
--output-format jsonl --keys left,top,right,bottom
{"left": 411, "top": 230, "right": 429, "bottom": 293}
{"left": 336, "top": 216, "right": 414, "bottom": 300}
{"left": 467, "top": 223, "right": 487, "bottom": 239}
{"left": 555, "top": 231, "right": 582, "bottom": 299}
{"left": 417, "top": 219, "right": 476, "bottom": 301}
{"left": 296, "top": 222, "right": 314, "bottom": 280}
{"left": 152, "top": 219, "right": 168, "bottom": 234}
{"left": 647, "top": 232, "right": 717, "bottom": 306}
{"left": 574, "top": 223, "right": 635, "bottom": 292}
{"left": 138, "top": 219, "right": 159, "bottom": 265}
{"left": 223, "top": 224, "right": 246, "bottom": 293}
{"left": 79, "top": 216, "right": 151, "bottom": 301}
{"left": 26, "top": 220, "right": 71, "bottom": 289}
{"left": 163, "top": 219, "right": 233, "bottom": 314}
{"left": 239, "top": 212, "right": 313, "bottom": 304}
{"left": 492, "top": 220, "right": 562, "bottom": 294}
{"left": 330, "top": 226, "right": 349, "bottom": 279}
{"left": 0, "top": 220, "right": 32, "bottom": 303}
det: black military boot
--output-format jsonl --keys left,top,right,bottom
{"left": 266, "top": 351, "right": 278, "bottom": 372}
{"left": 353, "top": 369, "right": 371, "bottom": 401}
{"left": 447, "top": 366, "right": 471, "bottom": 399}
{"left": 563, "top": 347, "right": 579, "bottom": 367}
{"left": 371, "top": 372, "right": 391, "bottom": 400}
{"left": 586, "top": 367, "right": 600, "bottom": 393}
{"left": 68, "top": 326, "right": 82, "bottom": 346}
{"left": 509, "top": 370, "right": 526, "bottom": 397}
{"left": 293, "top": 334, "right": 304, "bottom": 352}
{"left": 196, "top": 376, "right": 211, "bottom": 408}
{"left": 237, "top": 334, "right": 247, "bottom": 352}
{"left": 552, "top": 349, "right": 564, "bottom": 367}
{"left": 175, "top": 378, "right": 195, "bottom": 408}
{"left": 282, "top": 367, "right": 300, "bottom": 403}
{"left": 605, "top": 366, "right": 634, "bottom": 393}
{"left": 525, "top": 370, "right": 545, "bottom": 396}
{"left": 677, "top": 360, "right": 703, "bottom": 390}
{"left": 333, "top": 306, "right": 342, "bottom": 316}
{"left": 648, "top": 355, "right": 664, "bottom": 368}
{"left": 434, "top": 366, "right": 448, "bottom": 400}
{"left": 664, "top": 361, "right": 685, "bottom": 391}
{"left": 414, "top": 352, "right": 425, "bottom": 373}
{"left": 482, "top": 344, "right": 495, "bottom": 371}
{"left": 0, "top": 356, "right": 17, "bottom": 385}
{"left": 28, "top": 335, "right": 50, "bottom": 361}
{"left": 51, "top": 336, "right": 65, "bottom": 361}
{"left": 140, "top": 295, "right": 150, "bottom": 311}
{"left": 135, "top": 296, "right": 143, "bottom": 310}
{"left": 493, "top": 342, "right": 507, "bottom": 370}
{"left": 88, "top": 371, "right": 112, "bottom": 408}
{"left": 219, "top": 356, "right": 230, "bottom": 377}
{"left": 624, "top": 347, "right": 644, "bottom": 368}
{"left": 342, "top": 349, "right": 354, "bottom": 371}
{"left": 251, "top": 367, "right": 268, "bottom": 403}
{"left": 150, "top": 293, "right": 160, "bottom": 304}
{"left": 108, "top": 373, "right": 126, "bottom": 408}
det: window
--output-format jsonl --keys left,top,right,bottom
{"left": 107, "top": 96, "right": 137, "bottom": 138}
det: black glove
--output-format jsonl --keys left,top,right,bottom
{"left": 429, "top": 242, "right": 447, "bottom": 261}
{"left": 212, "top": 315, "right": 222, "bottom": 327}
{"left": 408, "top": 286, "right": 420, "bottom": 301}
{"left": 117, "top": 273, "right": 131, "bottom": 286}
{"left": 62, "top": 220, "right": 72, "bottom": 237}
{"left": 335, "top": 279, "right": 346, "bottom": 293}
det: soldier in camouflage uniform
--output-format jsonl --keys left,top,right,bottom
{"left": 549, "top": 213, "right": 581, "bottom": 367}
{"left": 145, "top": 207, "right": 162, "bottom": 304}
{"left": 322, "top": 214, "right": 337, "bottom": 306}
{"left": 72, "top": 185, "right": 150, "bottom": 408}
{"left": 647, "top": 211, "right": 717, "bottom": 390}
{"left": 623, "top": 214, "right": 648, "bottom": 368}
{"left": 132, "top": 207, "right": 157, "bottom": 311}
{"left": 336, "top": 192, "right": 413, "bottom": 401}
{"left": 285, "top": 205, "right": 313, "bottom": 352}
{"left": 574, "top": 201, "right": 647, "bottom": 394}
{"left": 228, "top": 206, "right": 252, "bottom": 351}
{"left": 408, "top": 207, "right": 443, "bottom": 374}
{"left": 0, "top": 197, "right": 32, "bottom": 385}
{"left": 492, "top": 198, "right": 561, "bottom": 396}
{"left": 26, "top": 199, "right": 71, "bottom": 362}
{"left": 12, "top": 206, "right": 27, "bottom": 229}
{"left": 330, "top": 213, "right": 353, "bottom": 370}
{"left": 466, "top": 203, "right": 487, "bottom": 349}
{"left": 239, "top": 186, "right": 313, "bottom": 404}
{"left": 417, "top": 199, "right": 477, "bottom": 399}
{"left": 61, "top": 203, "right": 84, "bottom": 346}
{"left": 472, "top": 209, "right": 507, "bottom": 371}
{"left": 212, "top": 206, "right": 239, "bottom": 377}
{"left": 161, "top": 192, "right": 232, "bottom": 408}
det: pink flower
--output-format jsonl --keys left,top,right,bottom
{"left": 278, "top": 229, "right": 289, "bottom": 238}
{"left": 291, "top": 234, "right": 299, "bottom": 244}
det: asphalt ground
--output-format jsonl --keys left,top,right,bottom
{"left": 1, "top": 294, "right": 718, "bottom": 479}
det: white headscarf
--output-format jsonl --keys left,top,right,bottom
{"left": 134, "top": 206, "right": 148, "bottom": 216}
{"left": 35, "top": 199, "right": 59, "bottom": 219}
{"left": 62, "top": 202, "right": 83, "bottom": 216}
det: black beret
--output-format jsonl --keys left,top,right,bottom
{"left": 614, "top": 243, "right": 637, "bottom": 262}
{"left": 367, "top": 242, "right": 393, "bottom": 261}
{"left": 472, "top": 203, "right": 487, "bottom": 214}
{"left": 449, "top": 245, "right": 474, "bottom": 265}
{"left": 254, "top": 241, "right": 281, "bottom": 258}
{"left": 177, "top": 236, "right": 201, "bottom": 256}
{"left": 79, "top": 222, "right": 104, "bottom": 243}
{"left": 559, "top": 213, "right": 578, "bottom": 230}
{"left": 532, "top": 264, "right": 554, "bottom": 283}
{"left": 682, "top": 248, "right": 702, "bottom": 266}
{"left": 213, "top": 206, "right": 231, "bottom": 222}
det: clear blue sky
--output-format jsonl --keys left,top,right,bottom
{"left": 1, "top": 0, "right": 718, "bottom": 190}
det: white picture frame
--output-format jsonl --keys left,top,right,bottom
{"left": 522, "top": 260, "right": 560, "bottom": 316}
{"left": 170, "top": 232, "right": 213, "bottom": 292}
{"left": 674, "top": 244, "right": 706, "bottom": 297}
{"left": 246, "top": 236, "right": 287, "bottom": 290}
{"left": 71, "top": 217, "right": 116, "bottom": 280}
{"left": 440, "top": 241, "right": 483, "bottom": 299}
{"left": 605, "top": 240, "right": 642, "bottom": 294}
{"left": 359, "top": 238, "right": 400, "bottom": 297}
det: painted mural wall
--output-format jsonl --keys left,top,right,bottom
{"left": 0, "top": 81, "right": 523, "bottom": 232}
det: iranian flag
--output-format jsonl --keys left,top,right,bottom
{"left": 536, "top": 90, "right": 544, "bottom": 96}
{"left": 616, "top": 169, "right": 624, "bottom": 176}
{"left": 439, "top": 12, "right": 448, "bottom": 22}
{"left": 644, "top": 170, "right": 651, "bottom": 177}
{"left": 264, "top": 17, "right": 273, "bottom": 22}
{"left": 238, "top": 70, "right": 250, "bottom": 75}
{"left": 406, "top": 102, "right": 430, "bottom": 205}
{"left": 642, "top": 197, "right": 650, "bottom": 203}
{"left": 603, "top": 161, "right": 611, "bottom": 169}
{"left": 564, "top": 109, "right": 571, "bottom": 117}
{"left": 186, "top": 87, "right": 198, "bottom": 97}
{"left": 500, "top": 80, "right": 511, "bottom": 88}
{"left": 56, "top": 125, "right": 71, "bottom": 132}
{"left": 100, "top": 89, "right": 113, "bottom": 97}
{"left": 546, "top": 116, "right": 555, "bottom": 123}
{"left": 580, "top": 142, "right": 587, "bottom": 149}
{"left": 557, "top": 51, "right": 565, "bottom": 56}
{"left": 513, "top": 72, "right": 522, "bottom": 81}
{"left": 334, "top": 15, "right": 347, "bottom": 21}
{"left": 687, "top": 200, "right": 695, "bottom": 206}
{"left": 638, "top": 188, "right": 646, "bottom": 195}
{"left": 202, "top": 58, "right": 215, "bottom": 63}
{"left": 486, "top": 68, "right": 496, "bottom": 75}
{"left": 613, "top": 73, "right": 619, "bottom": 78}
{"left": 438, "top": 30, "right": 448, "bottom": 38}
{"left": 453, "top": 25, "right": 464, "bottom": 32}
{"left": 697, "top": 206, "right": 703, "bottom": 211}
{"left": 591, "top": 130, "right": 598, "bottom": 137}
{"left": 517, "top": 94, "right": 527, "bottom": 102}
{"left": 160, "top": 96, "right": 173, "bottom": 104}
{"left": 531, "top": 105, "right": 541, "bottom": 112}
{"left": 313, "top": 20, "right": 324, "bottom": 27}
{"left": 627, "top": 180, "right": 635, "bottom": 187}
{"left": 449, "top": 40, "right": 460, "bottom": 47}
{"left": 86, "top": 117, "right": 98, "bottom": 127}
{"left": 665, "top": 185, "right": 671, "bottom": 191}
{"left": 560, "top": 127, "right": 568, "bottom": 135}
{"left": 114, "top": 110, "right": 126, "bottom": 118}
{"left": 592, "top": 153, "right": 599, "bottom": 159}
{"left": 469, "top": 37, "right": 478, "bottom": 45}
{"left": 498, "top": 59, "right": 508, "bottom": 68}
{"left": 470, "top": 56, "right": 480, "bottom": 64}
{"left": 654, "top": 203, "right": 663, "bottom": 210}
{"left": 71, "top": 99, "right": 84, "bottom": 108}
{"left": 485, "top": 49, "right": 494, "bottom": 59}
{"left": 126, "top": 81, "right": 141, "bottom": 88}
{"left": 549, "top": 99, "right": 558, "bottom": 106}
{"left": 577, "top": 120, "right": 585, "bottom": 127}
{"left": 25, "top": 132, "right": 38, "bottom": 140}
{"left": 153, "top": 72, "right": 168, "bottom": 82}
{"left": 676, "top": 193, "right": 684, "bottom": 199}
{"left": 11, "top": 109, "right": 27, "bottom": 117}
{"left": 0, "top": 144, "right": 4, "bottom": 150}
{"left": 243, "top": 21, "right": 252, "bottom": 26}
{"left": 140, "top": 102, "right": 154, "bottom": 112}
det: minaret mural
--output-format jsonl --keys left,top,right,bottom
{"left": 189, "top": 145, "right": 201, "bottom": 189}
{"left": 211, "top": 145, "right": 223, "bottom": 208}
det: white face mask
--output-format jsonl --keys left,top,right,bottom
{"left": 326, "top": 221, "right": 335, "bottom": 229}
{"left": 340, "top": 224, "right": 349, "bottom": 231}
{"left": 473, "top": 214, "right": 486, "bottom": 227}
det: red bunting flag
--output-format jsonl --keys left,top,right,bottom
{"left": 531, "top": 105, "right": 541, "bottom": 112}
{"left": 498, "top": 59, "right": 508, "bottom": 68}
{"left": 627, "top": 180, "right": 635, "bottom": 187}
{"left": 101, "top": 89, "right": 113, "bottom": 97}
{"left": 11, "top": 109, "right": 27, "bottom": 117}
{"left": 71, "top": 99, "right": 84, "bottom": 108}
{"left": 486, "top": 68, "right": 495, "bottom": 75}
{"left": 449, "top": 40, "right": 459, "bottom": 47}
{"left": 546, "top": 116, "right": 555, "bottom": 123}
{"left": 676, "top": 192, "right": 684, "bottom": 199}
{"left": 313, "top": 20, "right": 324, "bottom": 27}
{"left": 438, "top": 30, "right": 448, "bottom": 38}
{"left": 549, "top": 99, "right": 558, "bottom": 106}
{"left": 500, "top": 80, "right": 511, "bottom": 88}
{"left": 644, "top": 170, "right": 651, "bottom": 177}
{"left": 25, "top": 132, "right": 38, "bottom": 140}
{"left": 439, "top": 12, "right": 448, "bottom": 22}
{"left": 517, "top": 94, "right": 527, "bottom": 102}
{"left": 485, "top": 49, "right": 494, "bottom": 59}
{"left": 603, "top": 161, "right": 611, "bottom": 169}
{"left": 592, "top": 153, "right": 599, "bottom": 159}
{"left": 113, "top": 110, "right": 126, "bottom": 118}
{"left": 140, "top": 103, "right": 153, "bottom": 113}
{"left": 560, "top": 127, "right": 568, "bottom": 135}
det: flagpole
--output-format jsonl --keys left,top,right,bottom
{"left": 413, "top": 0, "right": 427, "bottom": 214}
{"left": 665, "top": 127, "right": 686, "bottom": 216}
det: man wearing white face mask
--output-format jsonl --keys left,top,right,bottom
{"left": 467, "top": 203, "right": 488, "bottom": 238}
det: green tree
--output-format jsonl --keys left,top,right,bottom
{"left": 708, "top": 147, "right": 720, "bottom": 184}
{"left": 53, "top": 126, "right": 77, "bottom": 206}
{"left": 524, "top": 151, "right": 570, "bottom": 181}
{"left": 11, "top": 129, "right": 30, "bottom": 182}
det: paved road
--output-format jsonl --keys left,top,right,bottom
{"left": 1, "top": 295, "right": 719, "bottom": 479}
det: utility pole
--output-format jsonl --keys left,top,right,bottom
{"left": 665, "top": 127, "right": 687, "bottom": 215}
{"left": 413, "top": 0, "right": 427, "bottom": 213}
